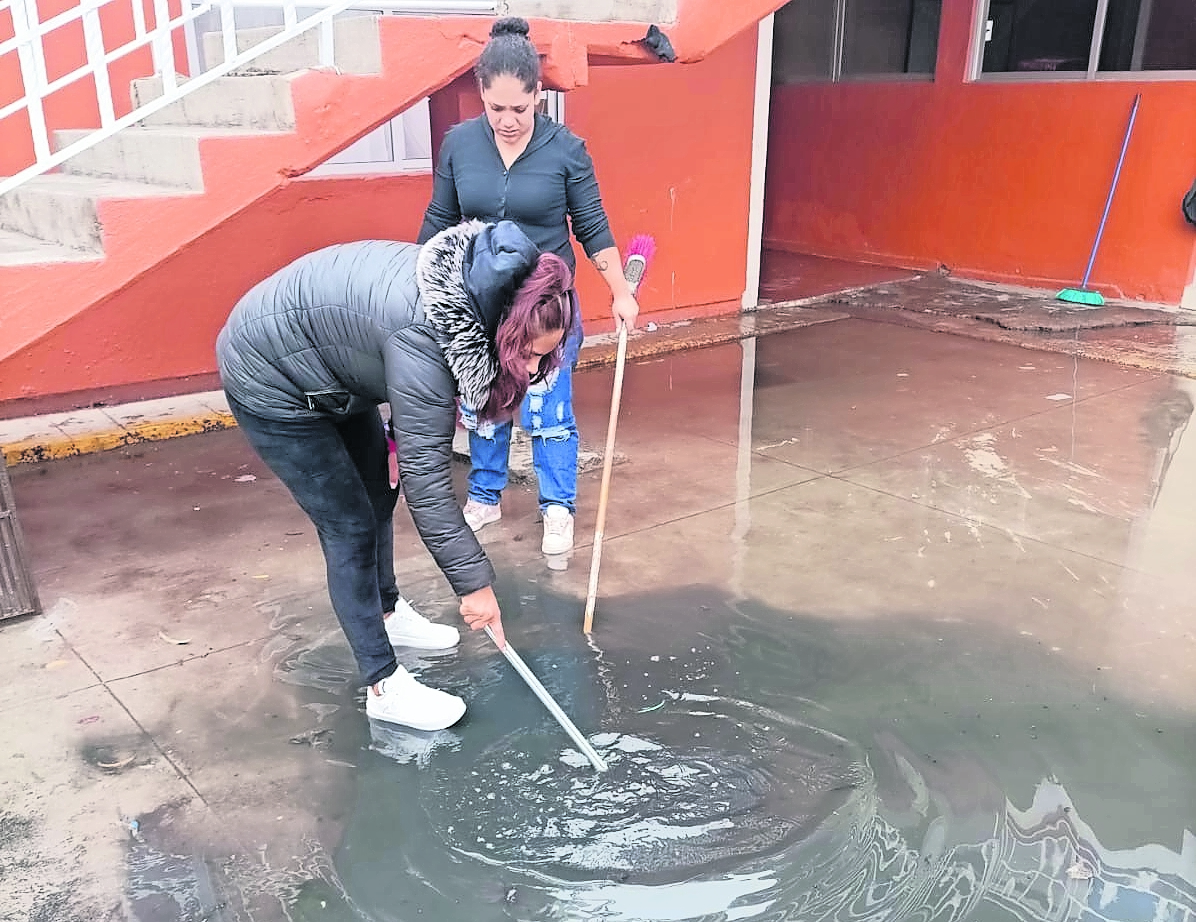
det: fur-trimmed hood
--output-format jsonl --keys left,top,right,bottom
{"left": 416, "top": 220, "right": 540, "bottom": 410}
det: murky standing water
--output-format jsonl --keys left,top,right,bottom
{"left": 278, "top": 585, "right": 1196, "bottom": 922}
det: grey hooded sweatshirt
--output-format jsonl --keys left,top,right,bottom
{"left": 418, "top": 113, "right": 616, "bottom": 271}
{"left": 216, "top": 220, "right": 540, "bottom": 597}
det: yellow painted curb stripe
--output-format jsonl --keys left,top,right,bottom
{"left": 4, "top": 410, "right": 236, "bottom": 467}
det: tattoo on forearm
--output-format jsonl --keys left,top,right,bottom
{"left": 592, "top": 256, "right": 610, "bottom": 272}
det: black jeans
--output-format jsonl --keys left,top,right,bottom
{"left": 227, "top": 396, "right": 400, "bottom": 687}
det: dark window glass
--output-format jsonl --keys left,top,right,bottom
{"left": 980, "top": 0, "right": 1097, "bottom": 73}
{"left": 773, "top": 0, "right": 837, "bottom": 82}
{"left": 843, "top": 0, "right": 941, "bottom": 75}
{"left": 1099, "top": 0, "right": 1196, "bottom": 71}
{"left": 772, "top": 0, "right": 941, "bottom": 83}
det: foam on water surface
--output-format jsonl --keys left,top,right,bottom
{"left": 422, "top": 692, "right": 865, "bottom": 883}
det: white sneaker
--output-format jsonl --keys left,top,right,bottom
{"left": 463, "top": 498, "right": 502, "bottom": 532}
{"left": 384, "top": 598, "right": 460, "bottom": 650}
{"left": 542, "top": 505, "right": 574, "bottom": 555}
{"left": 365, "top": 666, "right": 466, "bottom": 731}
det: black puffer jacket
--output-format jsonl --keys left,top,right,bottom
{"left": 216, "top": 220, "right": 540, "bottom": 597}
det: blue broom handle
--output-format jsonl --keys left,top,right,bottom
{"left": 1081, "top": 93, "right": 1141, "bottom": 289}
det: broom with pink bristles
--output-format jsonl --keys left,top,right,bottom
{"left": 583, "top": 234, "right": 655, "bottom": 634}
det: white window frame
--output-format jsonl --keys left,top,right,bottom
{"left": 969, "top": 0, "right": 1196, "bottom": 82}
{"left": 307, "top": 97, "right": 433, "bottom": 177}
{"left": 307, "top": 84, "right": 563, "bottom": 178}
{"left": 542, "top": 88, "right": 565, "bottom": 123}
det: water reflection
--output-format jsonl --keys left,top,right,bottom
{"left": 321, "top": 591, "right": 1195, "bottom": 922}
{"left": 252, "top": 326, "right": 1196, "bottom": 921}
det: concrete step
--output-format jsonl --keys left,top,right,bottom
{"left": 201, "top": 15, "right": 382, "bottom": 75}
{"left": 507, "top": 0, "right": 678, "bottom": 20}
{"left": 0, "top": 175, "right": 188, "bottom": 254}
{"left": 54, "top": 126, "right": 283, "bottom": 190}
{"left": 131, "top": 74, "right": 299, "bottom": 131}
{"left": 0, "top": 228, "right": 100, "bottom": 267}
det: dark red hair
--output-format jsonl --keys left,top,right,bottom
{"left": 482, "top": 252, "right": 573, "bottom": 420}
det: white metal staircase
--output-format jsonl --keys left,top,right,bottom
{"left": 0, "top": 0, "right": 498, "bottom": 194}
{"left": 0, "top": 0, "right": 497, "bottom": 266}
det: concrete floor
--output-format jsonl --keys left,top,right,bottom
{"left": 4, "top": 316, "right": 1196, "bottom": 921}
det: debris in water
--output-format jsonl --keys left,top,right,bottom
{"left": 98, "top": 755, "right": 136, "bottom": 771}
{"left": 290, "top": 728, "right": 333, "bottom": 749}
{"left": 1067, "top": 859, "right": 1094, "bottom": 881}
{"left": 637, "top": 700, "right": 665, "bottom": 713}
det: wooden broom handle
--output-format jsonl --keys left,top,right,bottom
{"left": 582, "top": 321, "right": 629, "bottom": 634}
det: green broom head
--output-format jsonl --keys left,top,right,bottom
{"left": 1056, "top": 287, "right": 1105, "bottom": 307}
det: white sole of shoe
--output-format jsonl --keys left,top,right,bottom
{"left": 386, "top": 633, "right": 460, "bottom": 651}
{"left": 366, "top": 701, "right": 466, "bottom": 732}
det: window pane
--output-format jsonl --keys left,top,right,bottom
{"left": 842, "top": 0, "right": 941, "bottom": 75}
{"left": 1099, "top": 0, "right": 1196, "bottom": 71}
{"left": 772, "top": 0, "right": 836, "bottom": 83}
{"left": 981, "top": 0, "right": 1097, "bottom": 74}
{"left": 400, "top": 98, "right": 432, "bottom": 162}
{"left": 326, "top": 125, "right": 394, "bottom": 166}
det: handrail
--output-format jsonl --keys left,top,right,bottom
{"left": 0, "top": 0, "right": 497, "bottom": 196}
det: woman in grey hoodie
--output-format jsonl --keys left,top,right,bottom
{"left": 217, "top": 220, "right": 574, "bottom": 731}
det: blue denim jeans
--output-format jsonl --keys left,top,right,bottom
{"left": 226, "top": 395, "right": 399, "bottom": 687}
{"left": 465, "top": 321, "right": 582, "bottom": 515}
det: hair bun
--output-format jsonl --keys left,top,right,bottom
{"left": 490, "top": 16, "right": 530, "bottom": 39}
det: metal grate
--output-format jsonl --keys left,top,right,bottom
{"left": 0, "top": 455, "right": 41, "bottom": 622}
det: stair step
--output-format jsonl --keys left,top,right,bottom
{"left": 507, "top": 0, "right": 678, "bottom": 20}
{"left": 132, "top": 74, "right": 299, "bottom": 131}
{"left": 0, "top": 175, "right": 189, "bottom": 254}
{"left": 54, "top": 126, "right": 284, "bottom": 190}
{"left": 0, "top": 228, "right": 100, "bottom": 267}
{"left": 202, "top": 15, "right": 382, "bottom": 75}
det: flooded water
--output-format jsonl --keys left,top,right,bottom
{"left": 261, "top": 324, "right": 1196, "bottom": 922}
{"left": 272, "top": 324, "right": 1196, "bottom": 922}
{"left": 10, "top": 319, "right": 1196, "bottom": 922}
{"left": 264, "top": 583, "right": 1193, "bottom": 922}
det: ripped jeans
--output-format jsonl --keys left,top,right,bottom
{"left": 462, "top": 332, "right": 580, "bottom": 515}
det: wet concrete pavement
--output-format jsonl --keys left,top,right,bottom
{"left": 4, "top": 316, "right": 1196, "bottom": 921}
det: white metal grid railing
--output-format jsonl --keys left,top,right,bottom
{"left": 0, "top": 0, "right": 496, "bottom": 196}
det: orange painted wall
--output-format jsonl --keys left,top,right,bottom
{"left": 763, "top": 0, "right": 1196, "bottom": 304}
{"left": 566, "top": 28, "right": 757, "bottom": 330}
{"left": 428, "top": 29, "right": 758, "bottom": 332}
{"left": 3, "top": 175, "right": 433, "bottom": 397}
{"left": 8, "top": 31, "right": 757, "bottom": 400}
{"left": 0, "top": 0, "right": 187, "bottom": 175}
